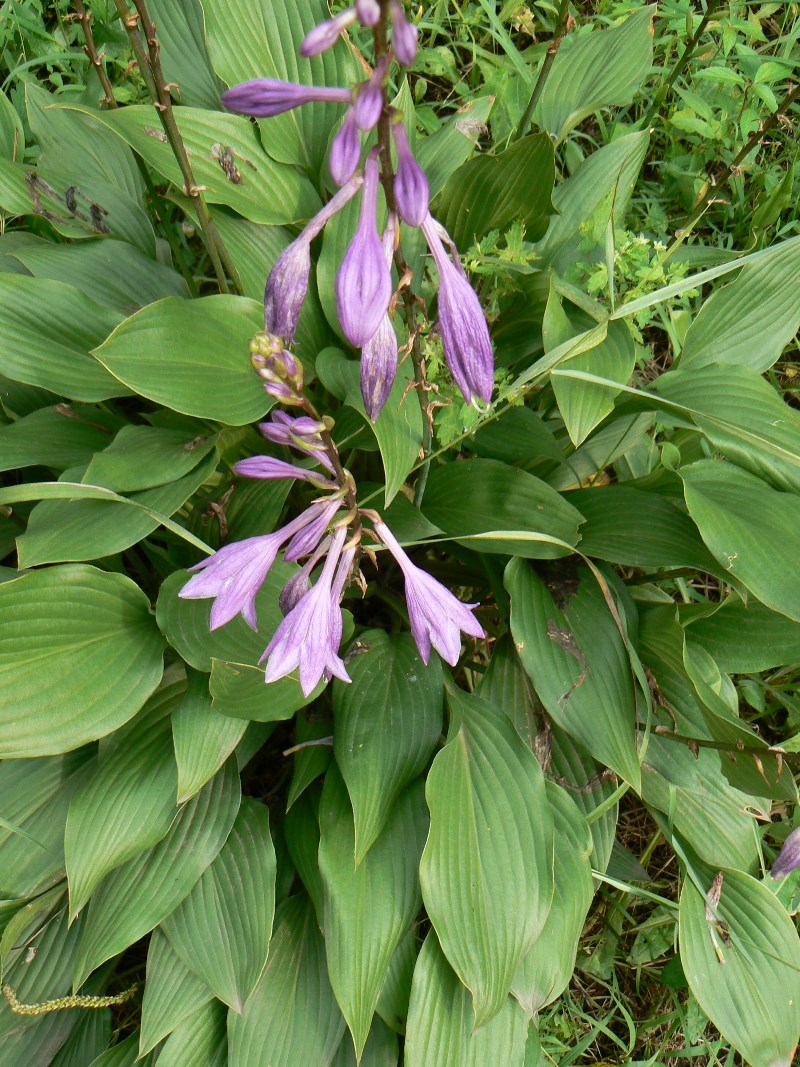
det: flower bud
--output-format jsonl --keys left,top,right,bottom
{"left": 353, "top": 58, "right": 388, "bottom": 132}
{"left": 390, "top": 1, "right": 418, "bottom": 66}
{"left": 355, "top": 0, "right": 380, "bottom": 26}
{"left": 263, "top": 239, "right": 311, "bottom": 343}
{"left": 391, "top": 119, "right": 429, "bottom": 226}
{"left": 330, "top": 110, "right": 361, "bottom": 186}
{"left": 301, "top": 8, "right": 357, "bottom": 57}
{"left": 222, "top": 79, "right": 352, "bottom": 118}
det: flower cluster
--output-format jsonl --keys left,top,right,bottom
{"left": 221, "top": 0, "right": 494, "bottom": 416}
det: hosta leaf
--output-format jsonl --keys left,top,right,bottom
{"left": 420, "top": 687, "right": 554, "bottom": 1027}
{"left": 331, "top": 1018, "right": 399, "bottom": 1067}
{"left": 682, "top": 598, "right": 800, "bottom": 673}
{"left": 83, "top": 425, "right": 217, "bottom": 492}
{"left": 679, "top": 870, "right": 800, "bottom": 1067}
{"left": 681, "top": 459, "right": 800, "bottom": 623}
{"left": 286, "top": 707, "right": 334, "bottom": 810}
{"left": 405, "top": 933, "right": 530, "bottom": 1067}
{"left": 49, "top": 1009, "right": 111, "bottom": 1067}
{"left": 0, "top": 565, "right": 164, "bottom": 758}
{"left": 376, "top": 930, "right": 416, "bottom": 1034}
{"left": 72, "top": 759, "right": 240, "bottom": 988}
{"left": 65, "top": 683, "right": 183, "bottom": 918}
{"left": 319, "top": 771, "right": 427, "bottom": 1056}
{"left": 416, "top": 96, "right": 495, "bottom": 198}
{"left": 0, "top": 406, "right": 114, "bottom": 473}
{"left": 93, "top": 296, "right": 270, "bottom": 425}
{"left": 210, "top": 658, "right": 317, "bottom": 722}
{"left": 422, "top": 459, "right": 583, "bottom": 558}
{"left": 89, "top": 1034, "right": 159, "bottom": 1067}
{"left": 156, "top": 998, "right": 227, "bottom": 1067}
{"left": 512, "top": 782, "right": 594, "bottom": 1016}
{"left": 228, "top": 895, "right": 345, "bottom": 1067}
{"left": 162, "top": 798, "right": 276, "bottom": 1012}
{"left": 283, "top": 786, "right": 325, "bottom": 924}
{"left": 172, "top": 669, "right": 248, "bottom": 803}
{"left": 506, "top": 559, "right": 641, "bottom": 788}
{"left": 145, "top": 0, "right": 223, "bottom": 110}
{"left": 139, "top": 930, "right": 213, "bottom": 1056}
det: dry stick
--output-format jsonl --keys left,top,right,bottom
{"left": 114, "top": 0, "right": 240, "bottom": 293}
{"left": 668, "top": 79, "right": 800, "bottom": 250}
{"left": 515, "top": 0, "right": 572, "bottom": 141}
{"left": 74, "top": 0, "right": 117, "bottom": 108}
{"left": 653, "top": 726, "right": 800, "bottom": 772}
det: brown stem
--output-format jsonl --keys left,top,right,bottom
{"left": 653, "top": 725, "right": 800, "bottom": 770}
{"left": 74, "top": 0, "right": 117, "bottom": 109}
{"left": 515, "top": 0, "right": 572, "bottom": 141}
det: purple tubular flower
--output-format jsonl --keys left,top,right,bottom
{"left": 374, "top": 520, "right": 484, "bottom": 665}
{"left": 262, "top": 526, "right": 351, "bottom": 696}
{"left": 355, "top": 0, "right": 380, "bottom": 26}
{"left": 772, "top": 827, "right": 800, "bottom": 879}
{"left": 301, "top": 8, "right": 357, "bottom": 57}
{"left": 279, "top": 538, "right": 330, "bottom": 615}
{"left": 260, "top": 412, "right": 334, "bottom": 473}
{"left": 392, "top": 120, "right": 429, "bottom": 227}
{"left": 234, "top": 455, "right": 335, "bottom": 488}
{"left": 330, "top": 110, "right": 362, "bottom": 186}
{"left": 336, "top": 151, "right": 393, "bottom": 347}
{"left": 284, "top": 498, "right": 342, "bottom": 563}
{"left": 361, "top": 214, "right": 399, "bottom": 419}
{"left": 221, "top": 79, "right": 351, "bottom": 118}
{"left": 390, "top": 1, "right": 418, "bottom": 66}
{"left": 353, "top": 58, "right": 387, "bottom": 132}
{"left": 421, "top": 214, "right": 494, "bottom": 404}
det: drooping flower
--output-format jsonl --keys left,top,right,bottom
{"left": 772, "top": 827, "right": 800, "bottom": 879}
{"left": 330, "top": 110, "right": 362, "bottom": 186}
{"left": 373, "top": 520, "right": 484, "bottom": 664}
{"left": 233, "top": 455, "right": 335, "bottom": 488}
{"left": 221, "top": 79, "right": 351, "bottom": 118}
{"left": 353, "top": 58, "right": 388, "bottom": 131}
{"left": 336, "top": 150, "right": 393, "bottom": 347}
{"left": 391, "top": 119, "right": 429, "bottom": 227}
{"left": 421, "top": 214, "right": 494, "bottom": 405}
{"left": 283, "top": 498, "right": 343, "bottom": 562}
{"left": 360, "top": 214, "right": 399, "bottom": 419}
{"left": 390, "top": 1, "right": 418, "bottom": 66}
{"left": 262, "top": 526, "right": 351, "bottom": 695}
{"left": 300, "top": 8, "right": 358, "bottom": 57}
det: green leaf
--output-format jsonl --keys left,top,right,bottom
{"left": 405, "top": 933, "right": 530, "bottom": 1067}
{"left": 93, "top": 296, "right": 270, "bottom": 425}
{"left": 156, "top": 999, "right": 227, "bottom": 1067}
{"left": 681, "top": 459, "right": 800, "bottom": 623}
{"left": 679, "top": 236, "right": 800, "bottom": 372}
{"left": 416, "top": 96, "right": 495, "bottom": 199}
{"left": 139, "top": 930, "right": 213, "bottom": 1056}
{"left": 434, "top": 133, "right": 555, "bottom": 248}
{"left": 333, "top": 630, "right": 443, "bottom": 865}
{"left": 72, "top": 759, "right": 240, "bottom": 988}
{"left": 0, "top": 406, "right": 115, "bottom": 473}
{"left": 319, "top": 770, "right": 427, "bottom": 1056}
{"left": 512, "top": 782, "right": 594, "bottom": 1016}
{"left": 228, "top": 895, "right": 345, "bottom": 1067}
{"left": 679, "top": 870, "right": 800, "bottom": 1067}
{"left": 49, "top": 1008, "right": 111, "bottom": 1067}
{"left": 89, "top": 1033, "right": 159, "bottom": 1067}
{"left": 0, "top": 275, "right": 127, "bottom": 401}
{"left": 533, "top": 7, "right": 655, "bottom": 142}
{"left": 421, "top": 458, "right": 583, "bottom": 558}
{"left": 68, "top": 104, "right": 320, "bottom": 225}
{"left": 172, "top": 669, "right": 248, "bottom": 803}
{"left": 0, "top": 565, "right": 164, "bottom": 758}
{"left": 211, "top": 656, "right": 321, "bottom": 722}
{"left": 316, "top": 348, "right": 424, "bottom": 506}
{"left": 331, "top": 1018, "right": 399, "bottom": 1067}
{"left": 471, "top": 406, "right": 563, "bottom": 465}
{"left": 420, "top": 688, "right": 554, "bottom": 1027}
{"left": 145, "top": 0, "right": 223, "bottom": 109}
{"left": 287, "top": 707, "right": 334, "bottom": 810}
{"left": 283, "top": 787, "right": 325, "bottom": 925}
{"left": 376, "top": 930, "right": 416, "bottom": 1034}
{"left": 161, "top": 798, "right": 275, "bottom": 1011}
{"left": 82, "top": 425, "right": 218, "bottom": 492}
{"left": 682, "top": 598, "right": 800, "bottom": 673}
{"left": 506, "top": 559, "right": 641, "bottom": 789}
{"left": 65, "top": 683, "right": 183, "bottom": 918}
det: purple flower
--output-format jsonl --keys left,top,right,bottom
{"left": 374, "top": 520, "right": 484, "bottom": 665}
{"left": 284, "top": 498, "right": 343, "bottom": 562}
{"left": 772, "top": 827, "right": 800, "bottom": 879}
{"left": 330, "top": 110, "right": 362, "bottom": 186}
{"left": 336, "top": 151, "right": 393, "bottom": 347}
{"left": 301, "top": 9, "right": 357, "bottom": 57}
{"left": 259, "top": 412, "right": 334, "bottom": 473}
{"left": 262, "top": 527, "right": 353, "bottom": 695}
{"left": 222, "top": 79, "right": 351, "bottom": 118}
{"left": 234, "top": 455, "right": 335, "bottom": 488}
{"left": 392, "top": 121, "right": 429, "bottom": 227}
{"left": 353, "top": 58, "right": 387, "bottom": 131}
{"left": 390, "top": 1, "right": 418, "bottom": 66}
{"left": 421, "top": 215, "right": 494, "bottom": 405}
{"left": 361, "top": 214, "right": 399, "bottom": 420}
{"left": 179, "top": 502, "right": 333, "bottom": 631}
{"left": 355, "top": 0, "right": 380, "bottom": 26}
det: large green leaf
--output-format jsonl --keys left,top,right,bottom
{"left": 419, "top": 687, "right": 554, "bottom": 1027}
{"left": 422, "top": 458, "right": 583, "bottom": 558}
{"left": 332, "top": 1018, "right": 399, "bottom": 1067}
{"left": 93, "top": 296, "right": 270, "bottom": 425}
{"left": 533, "top": 7, "right": 655, "bottom": 142}
{"left": 405, "top": 933, "right": 530, "bottom": 1067}
{"left": 0, "top": 565, "right": 164, "bottom": 758}
{"left": 681, "top": 459, "right": 800, "bottom": 623}
{"left": 72, "top": 759, "right": 240, "bottom": 987}
{"left": 156, "top": 999, "right": 227, "bottom": 1067}
{"left": 679, "top": 870, "right": 800, "bottom": 1067}
{"left": 319, "top": 771, "right": 427, "bottom": 1056}
{"left": 682, "top": 598, "right": 800, "bottom": 673}
{"left": 146, "top": 0, "right": 223, "bottom": 110}
{"left": 0, "top": 405, "right": 115, "bottom": 473}
{"left": 333, "top": 630, "right": 443, "bottom": 864}
{"left": 434, "top": 133, "right": 555, "bottom": 248}
{"left": 65, "top": 682, "right": 184, "bottom": 919}
{"left": 679, "top": 236, "right": 800, "bottom": 372}
{"left": 88, "top": 1034, "right": 159, "bottom": 1067}
{"left": 82, "top": 425, "right": 218, "bottom": 492}
{"left": 0, "top": 275, "right": 126, "bottom": 401}
{"left": 228, "top": 895, "right": 345, "bottom": 1067}
{"left": 506, "top": 559, "right": 641, "bottom": 788}
{"left": 139, "top": 930, "right": 213, "bottom": 1057}
{"left": 172, "top": 669, "right": 248, "bottom": 803}
{"left": 416, "top": 96, "right": 495, "bottom": 199}
{"left": 209, "top": 657, "right": 317, "bottom": 722}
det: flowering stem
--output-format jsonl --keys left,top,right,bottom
{"left": 515, "top": 0, "right": 572, "bottom": 141}
{"left": 74, "top": 0, "right": 117, "bottom": 108}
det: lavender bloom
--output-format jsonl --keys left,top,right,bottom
{"left": 330, "top": 110, "right": 362, "bottom": 186}
{"left": 353, "top": 58, "right": 387, "bottom": 131}
{"left": 262, "top": 527, "right": 351, "bottom": 695}
{"left": 284, "top": 498, "right": 343, "bottom": 562}
{"left": 179, "top": 502, "right": 332, "bottom": 631}
{"left": 260, "top": 412, "right": 334, "bottom": 472}
{"left": 390, "top": 1, "right": 418, "bottom": 66}
{"left": 222, "top": 79, "right": 351, "bottom": 118}
{"left": 361, "top": 215, "right": 399, "bottom": 419}
{"left": 355, "top": 0, "right": 380, "bottom": 26}
{"left": 301, "top": 8, "right": 357, "bottom": 57}
{"left": 374, "top": 520, "right": 484, "bottom": 665}
{"left": 421, "top": 214, "right": 494, "bottom": 405}
{"left": 336, "top": 151, "right": 393, "bottom": 347}
{"left": 392, "top": 120, "right": 429, "bottom": 227}
{"left": 772, "top": 827, "right": 800, "bottom": 879}
{"left": 234, "top": 455, "right": 335, "bottom": 488}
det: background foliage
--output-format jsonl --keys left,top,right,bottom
{"left": 1, "top": 1, "right": 799, "bottom": 1064}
